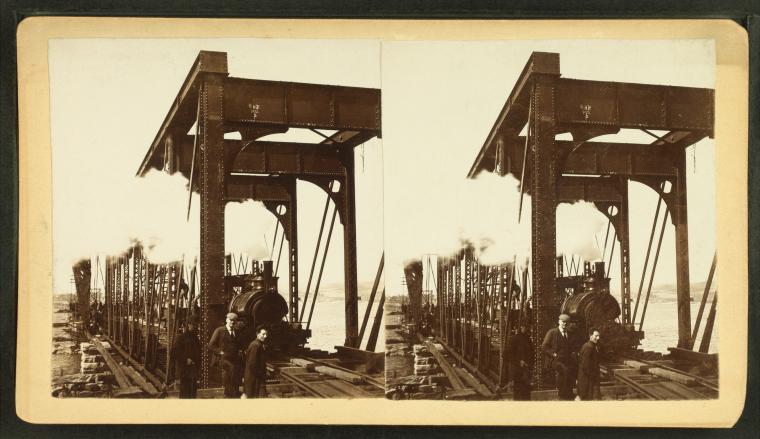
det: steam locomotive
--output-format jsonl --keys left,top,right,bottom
{"left": 557, "top": 261, "right": 642, "bottom": 355}
{"left": 226, "top": 260, "right": 311, "bottom": 351}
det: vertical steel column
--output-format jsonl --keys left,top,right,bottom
{"left": 122, "top": 256, "right": 129, "bottom": 346}
{"left": 438, "top": 259, "right": 444, "bottom": 337}
{"left": 618, "top": 183, "right": 632, "bottom": 325}
{"left": 447, "top": 259, "right": 454, "bottom": 343}
{"left": 454, "top": 255, "right": 462, "bottom": 352}
{"left": 464, "top": 249, "right": 473, "bottom": 360}
{"left": 143, "top": 263, "right": 154, "bottom": 367}
{"left": 198, "top": 57, "right": 229, "bottom": 387}
{"left": 115, "top": 256, "right": 122, "bottom": 345}
{"left": 672, "top": 148, "right": 692, "bottom": 348}
{"left": 286, "top": 178, "right": 299, "bottom": 323}
{"left": 105, "top": 257, "right": 112, "bottom": 338}
{"left": 441, "top": 258, "right": 448, "bottom": 343}
{"left": 529, "top": 56, "right": 560, "bottom": 389}
{"left": 131, "top": 247, "right": 142, "bottom": 355}
{"left": 498, "top": 264, "right": 509, "bottom": 386}
{"left": 341, "top": 150, "right": 360, "bottom": 348}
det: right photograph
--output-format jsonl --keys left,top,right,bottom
{"left": 383, "top": 40, "right": 718, "bottom": 401}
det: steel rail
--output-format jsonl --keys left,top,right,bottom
{"left": 277, "top": 369, "right": 329, "bottom": 398}
{"left": 610, "top": 372, "right": 658, "bottom": 400}
{"left": 297, "top": 355, "right": 385, "bottom": 390}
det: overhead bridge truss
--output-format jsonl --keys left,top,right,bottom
{"left": 136, "top": 51, "right": 381, "bottom": 387}
{"left": 468, "top": 52, "right": 714, "bottom": 389}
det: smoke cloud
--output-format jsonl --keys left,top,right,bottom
{"left": 58, "top": 170, "right": 276, "bottom": 268}
{"left": 395, "top": 172, "right": 605, "bottom": 267}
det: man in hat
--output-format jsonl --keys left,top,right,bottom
{"left": 541, "top": 313, "right": 578, "bottom": 400}
{"left": 577, "top": 328, "right": 601, "bottom": 400}
{"left": 170, "top": 320, "right": 201, "bottom": 398}
{"left": 208, "top": 312, "right": 243, "bottom": 398}
{"left": 243, "top": 325, "right": 269, "bottom": 398}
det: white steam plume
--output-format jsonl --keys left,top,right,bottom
{"left": 59, "top": 170, "right": 276, "bottom": 267}
{"left": 395, "top": 172, "right": 605, "bottom": 266}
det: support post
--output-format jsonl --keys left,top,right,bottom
{"left": 464, "top": 249, "right": 473, "bottom": 361}
{"left": 672, "top": 149, "right": 693, "bottom": 348}
{"left": 618, "top": 183, "right": 632, "bottom": 325}
{"left": 698, "top": 292, "right": 717, "bottom": 353}
{"left": 341, "top": 150, "right": 360, "bottom": 348}
{"left": 530, "top": 65, "right": 559, "bottom": 389}
{"left": 286, "top": 178, "right": 299, "bottom": 323}
{"left": 198, "top": 67, "right": 229, "bottom": 388}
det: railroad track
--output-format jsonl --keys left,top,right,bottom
{"left": 268, "top": 356, "right": 385, "bottom": 398}
{"left": 603, "top": 357, "right": 718, "bottom": 400}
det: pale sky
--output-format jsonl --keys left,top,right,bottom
{"left": 50, "top": 38, "right": 717, "bottom": 305}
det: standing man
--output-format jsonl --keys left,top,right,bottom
{"left": 577, "top": 328, "right": 601, "bottom": 401}
{"left": 207, "top": 313, "right": 243, "bottom": 398}
{"left": 170, "top": 320, "right": 201, "bottom": 398}
{"left": 243, "top": 326, "right": 269, "bottom": 399}
{"left": 508, "top": 323, "right": 534, "bottom": 400}
{"left": 541, "top": 313, "right": 578, "bottom": 400}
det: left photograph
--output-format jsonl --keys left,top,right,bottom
{"left": 51, "top": 39, "right": 385, "bottom": 399}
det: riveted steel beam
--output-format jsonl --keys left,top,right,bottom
{"left": 554, "top": 78, "right": 714, "bottom": 133}
{"left": 223, "top": 77, "right": 381, "bottom": 132}
{"left": 496, "top": 136, "right": 707, "bottom": 182}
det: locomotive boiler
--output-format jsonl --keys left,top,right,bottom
{"left": 558, "top": 261, "right": 642, "bottom": 354}
{"left": 227, "top": 260, "right": 311, "bottom": 351}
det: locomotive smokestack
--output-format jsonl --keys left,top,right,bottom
{"left": 595, "top": 261, "right": 606, "bottom": 277}
{"left": 262, "top": 260, "right": 273, "bottom": 282}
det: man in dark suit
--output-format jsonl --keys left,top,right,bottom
{"left": 508, "top": 323, "right": 534, "bottom": 400}
{"left": 207, "top": 312, "right": 243, "bottom": 398}
{"left": 577, "top": 328, "right": 601, "bottom": 400}
{"left": 541, "top": 313, "right": 578, "bottom": 400}
{"left": 170, "top": 320, "right": 201, "bottom": 398}
{"left": 243, "top": 326, "right": 268, "bottom": 399}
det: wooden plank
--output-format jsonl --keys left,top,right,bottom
{"left": 322, "top": 379, "right": 373, "bottom": 398}
{"left": 648, "top": 367, "right": 697, "bottom": 386}
{"left": 290, "top": 358, "right": 316, "bottom": 370}
{"left": 123, "top": 365, "right": 159, "bottom": 396}
{"left": 278, "top": 367, "right": 310, "bottom": 375}
{"left": 307, "top": 381, "right": 348, "bottom": 398}
{"left": 623, "top": 360, "right": 651, "bottom": 373}
{"left": 432, "top": 336, "right": 500, "bottom": 393}
{"left": 641, "top": 383, "right": 678, "bottom": 400}
{"left": 424, "top": 340, "right": 466, "bottom": 390}
{"left": 445, "top": 388, "right": 479, "bottom": 400}
{"left": 314, "top": 366, "right": 364, "bottom": 384}
{"left": 92, "top": 338, "right": 132, "bottom": 390}
{"left": 454, "top": 366, "right": 495, "bottom": 399}
{"left": 658, "top": 381, "right": 708, "bottom": 400}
